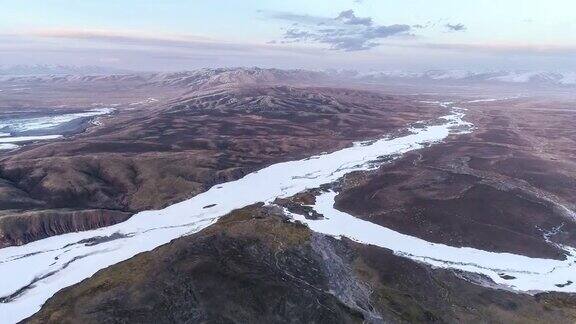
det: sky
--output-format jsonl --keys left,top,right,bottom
{"left": 1, "top": 0, "right": 575, "bottom": 72}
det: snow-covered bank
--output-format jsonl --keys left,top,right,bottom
{"left": 0, "top": 143, "right": 19, "bottom": 150}
{"left": 289, "top": 191, "right": 576, "bottom": 293}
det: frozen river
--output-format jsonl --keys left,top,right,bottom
{"left": 0, "top": 102, "right": 574, "bottom": 323}
{"left": 0, "top": 108, "right": 113, "bottom": 150}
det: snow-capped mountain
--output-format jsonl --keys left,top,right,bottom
{"left": 144, "top": 67, "right": 326, "bottom": 89}
{"left": 354, "top": 70, "right": 576, "bottom": 86}
{"left": 2, "top": 66, "right": 575, "bottom": 88}
{"left": 0, "top": 67, "right": 328, "bottom": 90}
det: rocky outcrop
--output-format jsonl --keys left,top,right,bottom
{"left": 0, "top": 209, "right": 131, "bottom": 247}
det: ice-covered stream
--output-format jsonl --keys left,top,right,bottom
{"left": 0, "top": 102, "right": 574, "bottom": 323}
{"left": 0, "top": 108, "right": 113, "bottom": 150}
{"left": 289, "top": 191, "right": 576, "bottom": 293}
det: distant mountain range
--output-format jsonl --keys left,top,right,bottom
{"left": 349, "top": 70, "right": 576, "bottom": 86}
{"left": 0, "top": 67, "right": 327, "bottom": 90}
{"left": 1, "top": 65, "right": 575, "bottom": 87}
{"left": 0, "top": 64, "right": 131, "bottom": 76}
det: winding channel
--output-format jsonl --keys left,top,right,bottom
{"left": 0, "top": 101, "right": 574, "bottom": 323}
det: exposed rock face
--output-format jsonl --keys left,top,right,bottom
{"left": 0, "top": 209, "right": 131, "bottom": 247}
{"left": 25, "top": 206, "right": 576, "bottom": 323}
